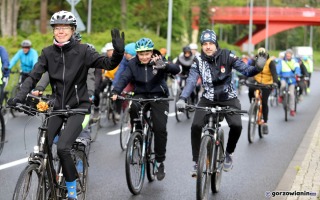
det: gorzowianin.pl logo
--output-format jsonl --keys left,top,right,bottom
{"left": 265, "top": 191, "right": 317, "bottom": 198}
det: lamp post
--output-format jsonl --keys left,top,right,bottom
{"left": 166, "top": 0, "right": 173, "bottom": 57}
{"left": 305, "top": 4, "right": 313, "bottom": 48}
{"left": 248, "top": 0, "right": 253, "bottom": 55}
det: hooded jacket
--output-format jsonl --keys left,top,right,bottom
{"left": 113, "top": 52, "right": 180, "bottom": 97}
{"left": 16, "top": 37, "right": 123, "bottom": 109}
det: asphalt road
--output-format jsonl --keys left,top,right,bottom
{"left": 1, "top": 71, "right": 319, "bottom": 200}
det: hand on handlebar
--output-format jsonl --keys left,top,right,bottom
{"left": 176, "top": 99, "right": 186, "bottom": 111}
{"left": 7, "top": 98, "right": 22, "bottom": 106}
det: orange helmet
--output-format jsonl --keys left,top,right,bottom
{"left": 160, "top": 48, "right": 167, "bottom": 56}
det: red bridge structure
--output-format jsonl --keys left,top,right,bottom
{"left": 192, "top": 6, "right": 320, "bottom": 48}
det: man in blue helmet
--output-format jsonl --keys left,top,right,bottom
{"left": 176, "top": 29, "right": 267, "bottom": 176}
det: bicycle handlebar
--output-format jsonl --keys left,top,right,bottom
{"left": 117, "top": 95, "right": 174, "bottom": 103}
{"left": 241, "top": 81, "right": 275, "bottom": 89}
{"left": 185, "top": 104, "right": 247, "bottom": 115}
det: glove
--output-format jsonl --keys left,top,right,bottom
{"left": 176, "top": 99, "right": 186, "bottom": 111}
{"left": 111, "top": 29, "right": 125, "bottom": 53}
{"left": 7, "top": 98, "right": 21, "bottom": 106}
{"left": 255, "top": 52, "right": 268, "bottom": 72}
{"left": 154, "top": 59, "right": 167, "bottom": 69}
{"left": 3, "top": 67, "right": 9, "bottom": 71}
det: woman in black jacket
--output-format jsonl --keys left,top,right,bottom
{"left": 8, "top": 10, "right": 124, "bottom": 200}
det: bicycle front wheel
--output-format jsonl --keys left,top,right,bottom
{"left": 13, "top": 164, "right": 46, "bottom": 200}
{"left": 120, "top": 107, "right": 131, "bottom": 151}
{"left": 248, "top": 102, "right": 258, "bottom": 143}
{"left": 211, "top": 129, "right": 224, "bottom": 193}
{"left": 196, "top": 134, "right": 213, "bottom": 200}
{"left": 0, "top": 113, "right": 5, "bottom": 155}
{"left": 125, "top": 132, "right": 145, "bottom": 195}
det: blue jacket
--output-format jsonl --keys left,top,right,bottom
{"left": 9, "top": 48, "right": 38, "bottom": 73}
{"left": 276, "top": 59, "right": 301, "bottom": 85}
{"left": 113, "top": 56, "right": 128, "bottom": 87}
{"left": 181, "top": 49, "right": 261, "bottom": 101}
{"left": 0, "top": 46, "right": 10, "bottom": 77}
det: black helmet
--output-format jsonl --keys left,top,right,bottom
{"left": 183, "top": 46, "right": 192, "bottom": 53}
{"left": 73, "top": 32, "right": 82, "bottom": 42}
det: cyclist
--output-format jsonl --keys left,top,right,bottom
{"left": 0, "top": 46, "right": 10, "bottom": 102}
{"left": 7, "top": 10, "right": 124, "bottom": 200}
{"left": 277, "top": 49, "right": 301, "bottom": 117}
{"left": 189, "top": 43, "right": 200, "bottom": 57}
{"left": 302, "top": 55, "right": 313, "bottom": 94}
{"left": 247, "top": 47, "right": 278, "bottom": 135}
{"left": 295, "top": 57, "right": 309, "bottom": 100}
{"left": 176, "top": 29, "right": 267, "bottom": 175}
{"left": 8, "top": 39, "right": 38, "bottom": 83}
{"left": 111, "top": 37, "right": 180, "bottom": 181}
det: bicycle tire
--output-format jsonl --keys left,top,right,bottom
{"left": 10, "top": 86, "right": 19, "bottom": 118}
{"left": 120, "top": 107, "right": 131, "bottom": 151}
{"left": 146, "top": 130, "right": 155, "bottom": 182}
{"left": 247, "top": 102, "right": 257, "bottom": 143}
{"left": 283, "top": 92, "right": 288, "bottom": 121}
{"left": 13, "top": 164, "right": 46, "bottom": 200}
{"left": 125, "top": 132, "right": 145, "bottom": 195}
{"left": 211, "top": 129, "right": 224, "bottom": 193}
{"left": 175, "top": 94, "right": 182, "bottom": 122}
{"left": 0, "top": 113, "right": 5, "bottom": 155}
{"left": 74, "top": 149, "right": 88, "bottom": 200}
{"left": 196, "top": 134, "right": 213, "bottom": 200}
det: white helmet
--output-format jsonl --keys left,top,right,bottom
{"left": 104, "top": 42, "right": 114, "bottom": 51}
{"left": 50, "top": 10, "right": 77, "bottom": 28}
{"left": 189, "top": 43, "right": 198, "bottom": 50}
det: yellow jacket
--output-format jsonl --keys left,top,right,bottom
{"left": 103, "top": 65, "right": 119, "bottom": 80}
{"left": 254, "top": 58, "right": 273, "bottom": 84}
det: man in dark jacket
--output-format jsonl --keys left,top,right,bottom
{"left": 112, "top": 37, "right": 180, "bottom": 181}
{"left": 8, "top": 10, "right": 124, "bottom": 200}
{"left": 176, "top": 29, "right": 267, "bottom": 176}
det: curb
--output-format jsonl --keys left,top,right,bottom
{"left": 274, "top": 106, "right": 320, "bottom": 199}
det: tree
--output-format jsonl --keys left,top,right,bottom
{"left": 1, "top": 0, "right": 21, "bottom": 37}
{"left": 40, "top": 0, "right": 48, "bottom": 34}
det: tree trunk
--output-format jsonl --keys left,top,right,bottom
{"left": 12, "top": 0, "right": 21, "bottom": 36}
{"left": 40, "top": 0, "right": 48, "bottom": 34}
{"left": 0, "top": 0, "right": 20, "bottom": 37}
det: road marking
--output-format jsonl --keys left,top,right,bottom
{"left": 0, "top": 157, "right": 28, "bottom": 170}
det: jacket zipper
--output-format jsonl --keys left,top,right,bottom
{"left": 61, "top": 49, "right": 66, "bottom": 109}
{"left": 75, "top": 85, "right": 79, "bottom": 105}
{"left": 145, "top": 65, "right": 148, "bottom": 83}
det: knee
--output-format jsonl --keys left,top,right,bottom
{"left": 57, "top": 145, "right": 71, "bottom": 158}
{"left": 230, "top": 124, "right": 242, "bottom": 133}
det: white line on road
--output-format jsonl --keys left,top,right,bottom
{"left": 0, "top": 157, "right": 28, "bottom": 170}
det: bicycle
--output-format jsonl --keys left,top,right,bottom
{"left": 281, "top": 77, "right": 297, "bottom": 121}
{"left": 244, "top": 81, "right": 274, "bottom": 143}
{"left": 99, "top": 78, "right": 117, "bottom": 125}
{"left": 184, "top": 104, "right": 247, "bottom": 200}
{"left": 117, "top": 95, "right": 173, "bottom": 195}
{"left": 269, "top": 86, "right": 279, "bottom": 107}
{"left": 119, "top": 91, "right": 134, "bottom": 151}
{"left": 10, "top": 94, "right": 89, "bottom": 200}
{"left": 10, "top": 70, "right": 24, "bottom": 118}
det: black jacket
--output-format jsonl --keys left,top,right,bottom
{"left": 113, "top": 54, "right": 180, "bottom": 97}
{"left": 16, "top": 38, "right": 123, "bottom": 109}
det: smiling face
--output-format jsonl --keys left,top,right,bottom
{"left": 137, "top": 51, "right": 153, "bottom": 64}
{"left": 53, "top": 24, "right": 74, "bottom": 43}
{"left": 201, "top": 42, "right": 217, "bottom": 56}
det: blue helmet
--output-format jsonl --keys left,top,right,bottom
{"left": 125, "top": 43, "right": 136, "bottom": 56}
{"left": 135, "top": 38, "right": 154, "bottom": 52}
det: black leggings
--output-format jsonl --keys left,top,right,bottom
{"left": 248, "top": 87, "right": 271, "bottom": 122}
{"left": 191, "top": 97, "right": 242, "bottom": 163}
{"left": 47, "top": 114, "right": 85, "bottom": 182}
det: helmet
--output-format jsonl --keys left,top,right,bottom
{"left": 135, "top": 38, "right": 154, "bottom": 52}
{"left": 189, "top": 43, "right": 198, "bottom": 50}
{"left": 183, "top": 46, "right": 192, "bottom": 53}
{"left": 50, "top": 10, "right": 77, "bottom": 28}
{"left": 257, "top": 47, "right": 266, "bottom": 55}
{"left": 73, "top": 32, "right": 82, "bottom": 42}
{"left": 159, "top": 48, "right": 167, "bottom": 56}
{"left": 303, "top": 55, "right": 308, "bottom": 61}
{"left": 21, "top": 40, "right": 32, "bottom": 47}
{"left": 104, "top": 42, "right": 114, "bottom": 51}
{"left": 125, "top": 43, "right": 136, "bottom": 56}
{"left": 200, "top": 29, "right": 217, "bottom": 45}
{"left": 285, "top": 48, "right": 294, "bottom": 55}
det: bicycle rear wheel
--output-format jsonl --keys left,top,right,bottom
{"left": 73, "top": 149, "right": 88, "bottom": 200}
{"left": 13, "top": 164, "right": 46, "bottom": 200}
{"left": 0, "top": 113, "right": 5, "bottom": 155}
{"left": 196, "top": 134, "right": 213, "bottom": 200}
{"left": 211, "top": 129, "right": 224, "bottom": 193}
{"left": 10, "top": 86, "right": 20, "bottom": 118}
{"left": 248, "top": 102, "right": 257, "bottom": 143}
{"left": 125, "top": 132, "right": 145, "bottom": 195}
{"left": 146, "top": 130, "right": 155, "bottom": 182}
{"left": 120, "top": 107, "right": 131, "bottom": 151}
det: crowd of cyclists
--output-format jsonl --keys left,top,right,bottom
{"left": 0, "top": 10, "right": 314, "bottom": 199}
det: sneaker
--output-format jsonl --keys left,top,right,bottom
{"left": 190, "top": 164, "right": 198, "bottom": 178}
{"left": 290, "top": 110, "right": 296, "bottom": 117}
{"left": 155, "top": 162, "right": 166, "bottom": 181}
{"left": 262, "top": 123, "right": 269, "bottom": 135}
{"left": 223, "top": 152, "right": 233, "bottom": 172}
{"left": 278, "top": 96, "right": 283, "bottom": 103}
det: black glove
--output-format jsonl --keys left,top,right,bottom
{"left": 111, "top": 29, "right": 125, "bottom": 53}
{"left": 154, "top": 59, "right": 167, "bottom": 69}
{"left": 7, "top": 98, "right": 21, "bottom": 106}
{"left": 255, "top": 52, "right": 268, "bottom": 72}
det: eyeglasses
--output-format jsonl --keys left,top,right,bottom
{"left": 53, "top": 27, "right": 72, "bottom": 32}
